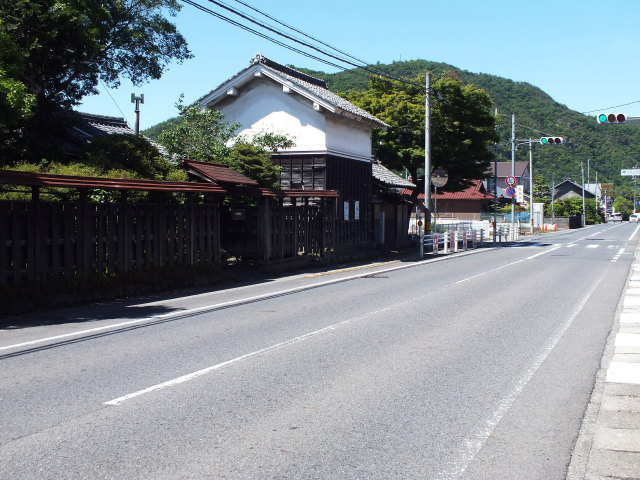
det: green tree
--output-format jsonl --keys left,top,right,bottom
{"left": 0, "top": 21, "right": 34, "bottom": 127}
{"left": 227, "top": 142, "right": 281, "bottom": 188}
{"left": 345, "top": 72, "right": 498, "bottom": 197}
{"left": 158, "top": 98, "right": 293, "bottom": 186}
{"left": 613, "top": 196, "right": 633, "bottom": 218}
{"left": 1, "top": 0, "right": 191, "bottom": 109}
{"left": 159, "top": 98, "right": 240, "bottom": 163}
{"left": 83, "top": 134, "right": 174, "bottom": 180}
{"left": 0, "top": 0, "right": 191, "bottom": 163}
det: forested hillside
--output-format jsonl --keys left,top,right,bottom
{"left": 299, "top": 60, "right": 640, "bottom": 193}
{"left": 145, "top": 60, "right": 640, "bottom": 194}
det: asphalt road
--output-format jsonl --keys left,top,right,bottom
{"left": 1, "top": 223, "right": 638, "bottom": 479}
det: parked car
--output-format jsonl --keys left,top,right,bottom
{"left": 609, "top": 213, "right": 622, "bottom": 222}
{"left": 630, "top": 213, "right": 639, "bottom": 223}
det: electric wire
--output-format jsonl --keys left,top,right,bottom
{"left": 205, "top": 0, "right": 422, "bottom": 87}
{"left": 582, "top": 100, "right": 640, "bottom": 114}
{"left": 182, "top": 0, "right": 425, "bottom": 90}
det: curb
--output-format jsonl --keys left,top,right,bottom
{"left": 567, "top": 241, "right": 640, "bottom": 479}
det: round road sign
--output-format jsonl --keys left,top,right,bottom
{"left": 505, "top": 186, "right": 516, "bottom": 197}
{"left": 505, "top": 176, "right": 517, "bottom": 187}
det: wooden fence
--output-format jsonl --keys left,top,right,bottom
{"left": 0, "top": 199, "right": 220, "bottom": 285}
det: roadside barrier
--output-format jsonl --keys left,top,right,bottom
{"left": 423, "top": 229, "right": 486, "bottom": 254}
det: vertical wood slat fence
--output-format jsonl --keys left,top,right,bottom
{"left": 0, "top": 200, "right": 220, "bottom": 285}
{"left": 266, "top": 198, "right": 335, "bottom": 262}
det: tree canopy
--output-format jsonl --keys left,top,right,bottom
{"left": 0, "top": 0, "right": 192, "bottom": 164}
{"left": 1, "top": 0, "right": 191, "bottom": 109}
{"left": 345, "top": 73, "right": 498, "bottom": 195}
{"left": 158, "top": 98, "right": 292, "bottom": 187}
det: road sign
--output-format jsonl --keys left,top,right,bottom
{"left": 505, "top": 186, "right": 516, "bottom": 197}
{"left": 515, "top": 185, "right": 524, "bottom": 203}
{"left": 505, "top": 176, "right": 517, "bottom": 187}
{"left": 621, "top": 169, "right": 640, "bottom": 176}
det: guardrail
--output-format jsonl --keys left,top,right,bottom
{"left": 422, "top": 229, "right": 485, "bottom": 254}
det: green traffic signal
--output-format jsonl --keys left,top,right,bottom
{"left": 539, "top": 137, "right": 563, "bottom": 145}
{"left": 597, "top": 113, "right": 627, "bottom": 124}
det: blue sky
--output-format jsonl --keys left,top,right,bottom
{"left": 79, "top": 0, "right": 640, "bottom": 131}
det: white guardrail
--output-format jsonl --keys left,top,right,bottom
{"left": 419, "top": 223, "right": 520, "bottom": 254}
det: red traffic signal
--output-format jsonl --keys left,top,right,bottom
{"left": 597, "top": 113, "right": 627, "bottom": 124}
{"left": 540, "top": 137, "right": 563, "bottom": 145}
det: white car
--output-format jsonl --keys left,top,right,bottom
{"left": 609, "top": 213, "right": 622, "bottom": 222}
{"left": 630, "top": 213, "right": 639, "bottom": 223}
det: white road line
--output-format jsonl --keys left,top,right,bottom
{"left": 630, "top": 224, "right": 640, "bottom": 241}
{"left": 107, "top": 244, "right": 564, "bottom": 406}
{"left": 0, "top": 250, "right": 486, "bottom": 353}
{"left": 587, "top": 244, "right": 600, "bottom": 249}
{"left": 438, "top": 269, "right": 608, "bottom": 480}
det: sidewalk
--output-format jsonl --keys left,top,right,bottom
{"left": 568, "top": 244, "right": 640, "bottom": 479}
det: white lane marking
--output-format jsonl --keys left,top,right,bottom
{"left": 0, "top": 250, "right": 488, "bottom": 353}
{"left": 105, "top": 300, "right": 407, "bottom": 406}
{"left": 587, "top": 244, "right": 600, "bottom": 249}
{"left": 630, "top": 224, "right": 640, "bottom": 241}
{"left": 108, "top": 243, "right": 565, "bottom": 405}
{"left": 438, "top": 269, "right": 608, "bottom": 480}
{"left": 453, "top": 245, "right": 561, "bottom": 285}
{"left": 612, "top": 248, "right": 625, "bottom": 263}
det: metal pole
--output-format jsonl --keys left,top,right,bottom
{"left": 511, "top": 114, "right": 515, "bottom": 233}
{"left": 493, "top": 108, "right": 498, "bottom": 243}
{"left": 581, "top": 161, "right": 585, "bottom": 226}
{"left": 529, "top": 138, "right": 533, "bottom": 233}
{"left": 434, "top": 185, "right": 437, "bottom": 234}
{"left": 551, "top": 172, "right": 555, "bottom": 224}
{"left": 131, "top": 93, "right": 144, "bottom": 135}
{"left": 420, "top": 72, "right": 432, "bottom": 258}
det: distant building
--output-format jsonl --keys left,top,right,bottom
{"left": 553, "top": 179, "right": 595, "bottom": 201}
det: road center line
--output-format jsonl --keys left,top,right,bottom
{"left": 1, "top": 250, "right": 489, "bottom": 353}
{"left": 106, "top": 244, "right": 563, "bottom": 405}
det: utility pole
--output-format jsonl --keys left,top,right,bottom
{"left": 581, "top": 161, "right": 586, "bottom": 226}
{"left": 529, "top": 138, "right": 533, "bottom": 233}
{"left": 131, "top": 93, "right": 144, "bottom": 135}
{"left": 511, "top": 114, "right": 515, "bottom": 232}
{"left": 419, "top": 72, "right": 432, "bottom": 258}
{"left": 493, "top": 108, "right": 498, "bottom": 243}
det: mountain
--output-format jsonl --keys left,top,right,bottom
{"left": 145, "top": 60, "right": 640, "bottom": 194}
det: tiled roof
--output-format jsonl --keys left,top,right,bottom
{"left": 182, "top": 159, "right": 259, "bottom": 187}
{"left": 70, "top": 111, "right": 168, "bottom": 157}
{"left": 71, "top": 112, "right": 134, "bottom": 138}
{"left": 490, "top": 161, "right": 529, "bottom": 178}
{"left": 400, "top": 180, "right": 495, "bottom": 200}
{"left": 0, "top": 170, "right": 226, "bottom": 194}
{"left": 371, "top": 161, "right": 415, "bottom": 188}
{"left": 198, "top": 54, "right": 389, "bottom": 130}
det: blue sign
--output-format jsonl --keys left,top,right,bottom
{"left": 505, "top": 186, "right": 516, "bottom": 197}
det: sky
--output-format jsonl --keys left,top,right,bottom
{"left": 79, "top": 0, "right": 640, "bottom": 132}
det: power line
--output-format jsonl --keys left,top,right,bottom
{"left": 182, "top": 0, "right": 425, "bottom": 90}
{"left": 582, "top": 100, "right": 640, "bottom": 114}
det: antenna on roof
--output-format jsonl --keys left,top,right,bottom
{"left": 131, "top": 93, "right": 144, "bottom": 135}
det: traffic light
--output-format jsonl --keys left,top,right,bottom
{"left": 540, "top": 137, "right": 563, "bottom": 145}
{"left": 597, "top": 113, "right": 627, "bottom": 124}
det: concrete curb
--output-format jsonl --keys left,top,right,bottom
{"left": 567, "top": 241, "right": 640, "bottom": 479}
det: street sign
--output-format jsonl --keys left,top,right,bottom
{"left": 505, "top": 176, "right": 517, "bottom": 187}
{"left": 621, "top": 169, "right": 640, "bottom": 176}
{"left": 515, "top": 185, "right": 524, "bottom": 203}
{"left": 505, "top": 186, "right": 516, "bottom": 197}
